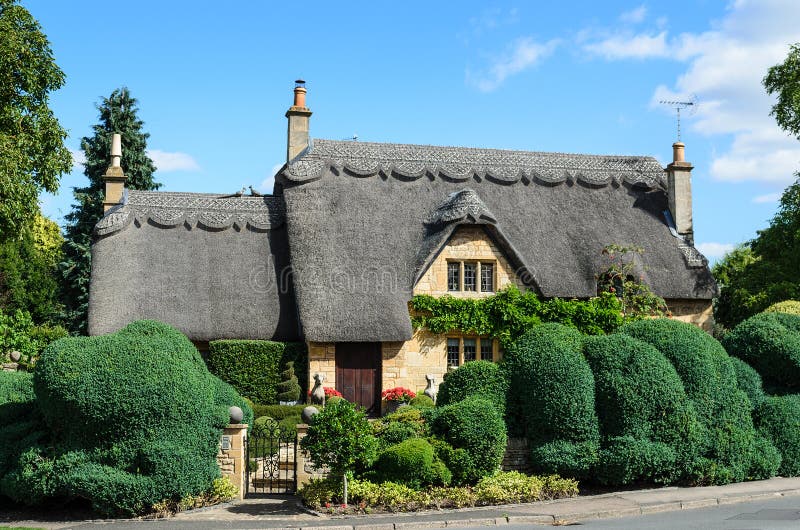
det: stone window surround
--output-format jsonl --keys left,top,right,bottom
{"left": 446, "top": 335, "right": 500, "bottom": 368}
{"left": 446, "top": 259, "right": 497, "bottom": 294}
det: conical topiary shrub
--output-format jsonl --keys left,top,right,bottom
{"left": 277, "top": 361, "right": 301, "bottom": 404}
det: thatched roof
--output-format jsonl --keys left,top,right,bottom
{"left": 278, "top": 139, "right": 717, "bottom": 343}
{"left": 88, "top": 190, "right": 300, "bottom": 342}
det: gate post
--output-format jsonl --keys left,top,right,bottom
{"left": 296, "top": 423, "right": 328, "bottom": 489}
{"left": 218, "top": 423, "right": 248, "bottom": 500}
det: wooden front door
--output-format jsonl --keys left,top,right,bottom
{"left": 335, "top": 342, "right": 381, "bottom": 416}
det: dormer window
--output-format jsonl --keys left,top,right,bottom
{"left": 447, "top": 260, "right": 496, "bottom": 293}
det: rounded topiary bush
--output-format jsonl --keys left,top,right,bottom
{"left": 436, "top": 360, "right": 507, "bottom": 413}
{"left": 764, "top": 300, "right": 800, "bottom": 316}
{"left": 754, "top": 395, "right": 800, "bottom": 476}
{"left": 729, "top": 357, "right": 766, "bottom": 409}
{"left": 723, "top": 312, "right": 800, "bottom": 390}
{"left": 503, "top": 323, "right": 599, "bottom": 478}
{"left": 582, "top": 334, "right": 701, "bottom": 484}
{"left": 622, "top": 318, "right": 764, "bottom": 484}
{"left": 409, "top": 394, "right": 434, "bottom": 408}
{"left": 372, "top": 438, "right": 451, "bottom": 488}
{"left": 1, "top": 320, "right": 253, "bottom": 516}
{"left": 429, "top": 395, "right": 506, "bottom": 485}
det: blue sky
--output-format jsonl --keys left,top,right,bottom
{"left": 28, "top": 0, "right": 800, "bottom": 262}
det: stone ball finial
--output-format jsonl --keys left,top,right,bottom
{"left": 228, "top": 406, "right": 243, "bottom": 424}
{"left": 9, "top": 351, "right": 21, "bottom": 363}
{"left": 302, "top": 406, "right": 319, "bottom": 424}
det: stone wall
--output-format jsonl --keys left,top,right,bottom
{"left": 502, "top": 437, "right": 531, "bottom": 473}
{"left": 306, "top": 341, "right": 336, "bottom": 394}
{"left": 666, "top": 298, "right": 714, "bottom": 332}
{"left": 216, "top": 424, "right": 247, "bottom": 500}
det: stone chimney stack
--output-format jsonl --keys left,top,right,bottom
{"left": 102, "top": 133, "right": 127, "bottom": 212}
{"left": 666, "top": 141, "right": 694, "bottom": 243}
{"left": 286, "top": 79, "right": 312, "bottom": 163}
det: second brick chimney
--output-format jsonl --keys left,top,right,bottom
{"left": 102, "top": 133, "right": 127, "bottom": 212}
{"left": 666, "top": 142, "right": 694, "bottom": 243}
{"left": 286, "top": 80, "right": 312, "bottom": 163}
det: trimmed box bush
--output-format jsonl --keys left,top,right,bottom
{"left": 207, "top": 340, "right": 307, "bottom": 404}
{"left": 372, "top": 438, "right": 451, "bottom": 488}
{"left": 755, "top": 395, "right": 800, "bottom": 476}
{"left": 428, "top": 395, "right": 507, "bottom": 485}
{"left": 729, "top": 357, "right": 766, "bottom": 409}
{"left": 583, "top": 334, "right": 701, "bottom": 484}
{"left": 764, "top": 300, "right": 800, "bottom": 316}
{"left": 1, "top": 320, "right": 253, "bottom": 516}
{"left": 436, "top": 360, "right": 506, "bottom": 414}
{"left": 622, "top": 318, "right": 769, "bottom": 484}
{"left": 503, "top": 323, "right": 599, "bottom": 479}
{"left": 723, "top": 312, "right": 800, "bottom": 390}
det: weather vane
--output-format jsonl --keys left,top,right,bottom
{"left": 660, "top": 96, "right": 697, "bottom": 141}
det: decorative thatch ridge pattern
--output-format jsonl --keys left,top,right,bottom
{"left": 94, "top": 191, "right": 285, "bottom": 236}
{"left": 426, "top": 189, "right": 497, "bottom": 226}
{"left": 284, "top": 139, "right": 666, "bottom": 187}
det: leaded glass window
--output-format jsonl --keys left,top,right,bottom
{"left": 447, "top": 262, "right": 460, "bottom": 291}
{"left": 447, "top": 338, "right": 460, "bottom": 367}
{"left": 480, "top": 339, "right": 493, "bottom": 362}
{"left": 481, "top": 262, "right": 494, "bottom": 292}
{"left": 463, "top": 263, "right": 476, "bottom": 291}
{"left": 463, "top": 338, "right": 476, "bottom": 362}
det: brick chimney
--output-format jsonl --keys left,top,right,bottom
{"left": 666, "top": 142, "right": 693, "bottom": 243}
{"left": 102, "top": 133, "right": 127, "bottom": 212}
{"left": 286, "top": 79, "right": 312, "bottom": 162}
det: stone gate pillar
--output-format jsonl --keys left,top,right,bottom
{"left": 217, "top": 423, "right": 248, "bottom": 500}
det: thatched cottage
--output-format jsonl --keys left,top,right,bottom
{"left": 89, "top": 82, "right": 716, "bottom": 414}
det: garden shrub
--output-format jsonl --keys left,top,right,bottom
{"left": 503, "top": 324, "right": 599, "bottom": 478}
{"left": 729, "top": 357, "right": 766, "bottom": 409}
{"left": 748, "top": 435, "right": 783, "bottom": 480}
{"left": 207, "top": 340, "right": 307, "bottom": 404}
{"left": 0, "top": 372, "right": 47, "bottom": 483}
{"left": 251, "top": 403, "right": 306, "bottom": 420}
{"left": 409, "top": 394, "right": 434, "bottom": 408}
{"left": 276, "top": 361, "right": 301, "bottom": 402}
{"left": 0, "top": 320, "right": 252, "bottom": 516}
{"left": 622, "top": 318, "right": 764, "bottom": 484}
{"left": 428, "top": 395, "right": 506, "bottom": 485}
{"left": 372, "top": 438, "right": 451, "bottom": 488}
{"left": 436, "top": 360, "right": 506, "bottom": 414}
{"left": 0, "top": 309, "right": 68, "bottom": 368}
{"left": 764, "top": 300, "right": 800, "bottom": 316}
{"left": 374, "top": 421, "right": 423, "bottom": 450}
{"left": 474, "top": 471, "right": 543, "bottom": 504}
{"left": 754, "top": 395, "right": 800, "bottom": 476}
{"left": 595, "top": 437, "right": 677, "bottom": 485}
{"left": 723, "top": 312, "right": 800, "bottom": 390}
{"left": 582, "top": 334, "right": 701, "bottom": 483}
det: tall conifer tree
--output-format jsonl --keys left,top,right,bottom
{"left": 60, "top": 88, "right": 160, "bottom": 333}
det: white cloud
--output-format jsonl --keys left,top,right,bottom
{"left": 695, "top": 242, "right": 735, "bottom": 259}
{"left": 620, "top": 5, "right": 648, "bottom": 24}
{"left": 468, "top": 37, "right": 559, "bottom": 92}
{"left": 584, "top": 31, "right": 669, "bottom": 60}
{"left": 589, "top": 0, "right": 800, "bottom": 184}
{"left": 147, "top": 150, "right": 200, "bottom": 172}
{"left": 70, "top": 149, "right": 85, "bottom": 171}
{"left": 752, "top": 192, "right": 782, "bottom": 203}
{"left": 258, "top": 163, "right": 285, "bottom": 194}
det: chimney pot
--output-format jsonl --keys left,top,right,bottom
{"left": 286, "top": 80, "right": 312, "bottom": 162}
{"left": 102, "top": 133, "right": 127, "bottom": 212}
{"left": 110, "top": 133, "right": 122, "bottom": 168}
{"left": 672, "top": 141, "right": 685, "bottom": 163}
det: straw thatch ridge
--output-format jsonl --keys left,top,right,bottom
{"left": 278, "top": 139, "right": 716, "bottom": 343}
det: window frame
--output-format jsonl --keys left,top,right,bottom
{"left": 445, "top": 336, "right": 500, "bottom": 367}
{"left": 445, "top": 260, "right": 497, "bottom": 294}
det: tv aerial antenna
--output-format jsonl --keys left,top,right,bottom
{"left": 342, "top": 134, "right": 359, "bottom": 141}
{"left": 659, "top": 95, "right": 697, "bottom": 141}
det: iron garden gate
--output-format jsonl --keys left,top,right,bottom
{"left": 245, "top": 422, "right": 297, "bottom": 495}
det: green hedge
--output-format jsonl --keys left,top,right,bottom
{"left": 729, "top": 357, "right": 766, "bottom": 409}
{"left": 207, "top": 340, "right": 307, "bottom": 404}
{"left": 372, "top": 438, "right": 451, "bottom": 488}
{"left": 723, "top": 312, "right": 800, "bottom": 390}
{"left": 755, "top": 395, "right": 800, "bottom": 476}
{"left": 436, "top": 360, "right": 506, "bottom": 413}
{"left": 503, "top": 324, "right": 599, "bottom": 478}
{"left": 583, "top": 334, "right": 701, "bottom": 484}
{"left": 621, "top": 318, "right": 768, "bottom": 484}
{"left": 429, "top": 396, "right": 507, "bottom": 485}
{"left": 251, "top": 404, "right": 306, "bottom": 420}
{"left": 1, "top": 320, "right": 253, "bottom": 516}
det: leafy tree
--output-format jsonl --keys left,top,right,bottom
{"left": 0, "top": 0, "right": 71, "bottom": 241}
{"left": 299, "top": 400, "right": 378, "bottom": 505}
{"left": 60, "top": 88, "right": 159, "bottom": 333}
{"left": 0, "top": 214, "right": 63, "bottom": 322}
{"left": 714, "top": 45, "right": 800, "bottom": 328}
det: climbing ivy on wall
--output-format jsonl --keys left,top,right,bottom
{"left": 409, "top": 285, "right": 625, "bottom": 346}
